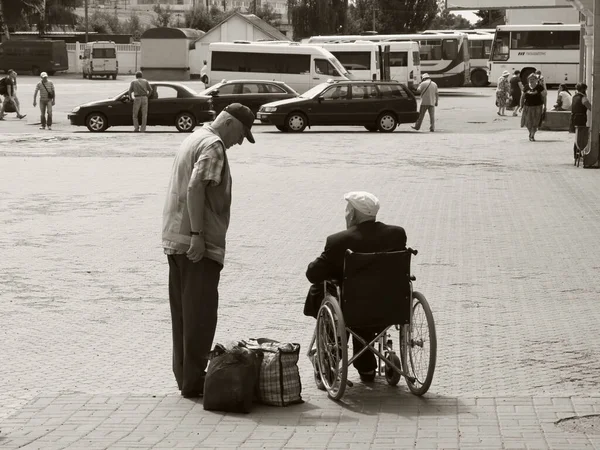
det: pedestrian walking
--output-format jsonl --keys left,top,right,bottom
{"left": 162, "top": 103, "right": 255, "bottom": 399}
{"left": 571, "top": 83, "right": 592, "bottom": 161}
{"left": 128, "top": 71, "right": 152, "bottom": 132}
{"left": 496, "top": 70, "right": 511, "bottom": 116}
{"left": 411, "top": 73, "right": 438, "bottom": 132}
{"left": 33, "top": 72, "right": 56, "bottom": 130}
{"left": 519, "top": 74, "right": 546, "bottom": 142}
{"left": 0, "top": 69, "right": 26, "bottom": 120}
{"left": 508, "top": 70, "right": 522, "bottom": 116}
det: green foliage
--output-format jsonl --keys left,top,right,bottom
{"left": 82, "top": 9, "right": 122, "bottom": 34}
{"left": 0, "top": 0, "right": 81, "bottom": 33}
{"left": 346, "top": 0, "right": 438, "bottom": 36}
{"left": 125, "top": 11, "right": 147, "bottom": 41}
{"left": 428, "top": 8, "right": 472, "bottom": 30}
{"left": 474, "top": 9, "right": 505, "bottom": 27}
{"left": 287, "top": 0, "right": 347, "bottom": 40}
{"left": 247, "top": 2, "right": 281, "bottom": 27}
{"left": 184, "top": 5, "right": 225, "bottom": 32}
{"left": 152, "top": 4, "right": 173, "bottom": 28}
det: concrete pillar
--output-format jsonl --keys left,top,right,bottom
{"left": 584, "top": 3, "right": 599, "bottom": 168}
{"left": 585, "top": 24, "right": 593, "bottom": 90}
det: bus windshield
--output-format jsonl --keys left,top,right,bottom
{"left": 491, "top": 31, "right": 510, "bottom": 61}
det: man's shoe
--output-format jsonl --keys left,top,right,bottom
{"left": 47, "top": 126, "right": 52, "bottom": 131}
{"left": 17, "top": 114, "right": 26, "bottom": 119}
{"left": 411, "top": 126, "right": 419, "bottom": 131}
{"left": 39, "top": 126, "right": 45, "bottom": 130}
{"left": 181, "top": 390, "right": 203, "bottom": 399}
{"left": 358, "top": 370, "right": 376, "bottom": 383}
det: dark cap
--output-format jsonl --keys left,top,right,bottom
{"left": 223, "top": 103, "right": 255, "bottom": 144}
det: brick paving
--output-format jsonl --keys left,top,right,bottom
{"left": 1, "top": 77, "right": 600, "bottom": 448}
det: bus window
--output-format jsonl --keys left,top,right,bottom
{"left": 491, "top": 31, "right": 510, "bottom": 61}
{"left": 330, "top": 51, "right": 370, "bottom": 70}
{"left": 389, "top": 51, "right": 407, "bottom": 67}
{"left": 419, "top": 40, "right": 442, "bottom": 60}
{"left": 442, "top": 39, "right": 458, "bottom": 60}
{"left": 412, "top": 51, "right": 420, "bottom": 65}
{"left": 315, "top": 58, "right": 340, "bottom": 77}
{"left": 512, "top": 30, "right": 580, "bottom": 50}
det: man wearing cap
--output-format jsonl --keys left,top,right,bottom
{"left": 128, "top": 71, "right": 152, "bottom": 132}
{"left": 33, "top": 72, "right": 55, "bottom": 130}
{"left": 304, "top": 191, "right": 407, "bottom": 382}
{"left": 162, "top": 103, "right": 255, "bottom": 398}
{"left": 412, "top": 73, "right": 438, "bottom": 132}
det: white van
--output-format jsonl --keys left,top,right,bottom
{"left": 318, "top": 42, "right": 380, "bottom": 81}
{"left": 207, "top": 42, "right": 351, "bottom": 93}
{"left": 385, "top": 41, "right": 421, "bottom": 90}
{"left": 81, "top": 41, "right": 118, "bottom": 80}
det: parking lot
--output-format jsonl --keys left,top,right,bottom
{"left": 2, "top": 75, "right": 600, "bottom": 449}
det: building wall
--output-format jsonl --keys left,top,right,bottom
{"left": 141, "top": 39, "right": 190, "bottom": 69}
{"left": 505, "top": 7, "right": 580, "bottom": 24}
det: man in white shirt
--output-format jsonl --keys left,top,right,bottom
{"left": 411, "top": 73, "right": 439, "bottom": 132}
{"left": 200, "top": 60, "right": 208, "bottom": 85}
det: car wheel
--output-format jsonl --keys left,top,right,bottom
{"left": 286, "top": 112, "right": 307, "bottom": 132}
{"left": 471, "top": 69, "right": 489, "bottom": 87}
{"left": 364, "top": 125, "right": 378, "bottom": 132}
{"left": 86, "top": 112, "right": 108, "bottom": 132}
{"left": 32, "top": 66, "right": 41, "bottom": 76}
{"left": 276, "top": 125, "right": 287, "bottom": 132}
{"left": 377, "top": 112, "right": 397, "bottom": 133}
{"left": 112, "top": 74, "right": 117, "bottom": 80}
{"left": 176, "top": 112, "right": 196, "bottom": 132}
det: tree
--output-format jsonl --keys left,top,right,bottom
{"left": 428, "top": 8, "right": 472, "bottom": 30}
{"left": 125, "top": 11, "right": 147, "bottom": 41}
{"left": 346, "top": 0, "right": 438, "bottom": 36}
{"left": 83, "top": 9, "right": 122, "bottom": 34}
{"left": 0, "top": 0, "right": 81, "bottom": 36}
{"left": 247, "top": 2, "right": 281, "bottom": 28}
{"left": 184, "top": 5, "right": 225, "bottom": 32}
{"left": 287, "top": 0, "right": 347, "bottom": 40}
{"left": 474, "top": 9, "right": 505, "bottom": 28}
{"left": 152, "top": 4, "right": 173, "bottom": 28}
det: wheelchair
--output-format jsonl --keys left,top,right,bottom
{"left": 307, "top": 248, "right": 437, "bottom": 400}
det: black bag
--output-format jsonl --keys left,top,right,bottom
{"left": 0, "top": 77, "right": 8, "bottom": 96}
{"left": 42, "top": 82, "right": 54, "bottom": 100}
{"left": 203, "top": 344, "right": 263, "bottom": 414}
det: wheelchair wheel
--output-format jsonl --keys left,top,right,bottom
{"left": 316, "top": 295, "right": 348, "bottom": 400}
{"left": 384, "top": 353, "right": 402, "bottom": 386}
{"left": 401, "top": 291, "right": 437, "bottom": 396}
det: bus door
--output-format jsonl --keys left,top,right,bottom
{"left": 378, "top": 45, "right": 391, "bottom": 81}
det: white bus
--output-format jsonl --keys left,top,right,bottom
{"left": 306, "top": 33, "right": 470, "bottom": 87}
{"left": 318, "top": 42, "right": 380, "bottom": 81}
{"left": 206, "top": 42, "right": 351, "bottom": 93}
{"left": 489, "top": 24, "right": 580, "bottom": 86}
{"left": 314, "top": 41, "right": 421, "bottom": 89}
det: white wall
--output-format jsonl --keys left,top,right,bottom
{"left": 141, "top": 39, "right": 189, "bottom": 69}
{"left": 505, "top": 7, "right": 580, "bottom": 24}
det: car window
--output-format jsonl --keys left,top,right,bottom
{"left": 217, "top": 84, "right": 236, "bottom": 95}
{"left": 350, "top": 84, "right": 378, "bottom": 100}
{"left": 241, "top": 83, "right": 260, "bottom": 94}
{"left": 378, "top": 84, "right": 408, "bottom": 99}
{"left": 321, "top": 85, "right": 348, "bottom": 101}
{"left": 263, "top": 83, "right": 286, "bottom": 94}
{"left": 153, "top": 86, "right": 179, "bottom": 99}
{"left": 315, "top": 58, "right": 341, "bottom": 77}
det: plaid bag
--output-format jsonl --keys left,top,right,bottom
{"left": 242, "top": 338, "right": 303, "bottom": 407}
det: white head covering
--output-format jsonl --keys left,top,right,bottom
{"left": 344, "top": 191, "right": 380, "bottom": 216}
{"left": 502, "top": 70, "right": 510, "bottom": 77}
{"left": 422, "top": 73, "right": 430, "bottom": 80}
{"left": 40, "top": 72, "right": 48, "bottom": 78}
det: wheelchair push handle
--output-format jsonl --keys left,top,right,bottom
{"left": 407, "top": 247, "right": 418, "bottom": 256}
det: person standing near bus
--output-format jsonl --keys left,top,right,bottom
{"left": 412, "top": 73, "right": 438, "bottom": 132}
{"left": 496, "top": 70, "right": 510, "bottom": 116}
{"left": 509, "top": 70, "right": 522, "bottom": 116}
{"left": 200, "top": 60, "right": 209, "bottom": 85}
{"left": 128, "top": 71, "right": 152, "bottom": 132}
{"left": 571, "top": 83, "right": 592, "bottom": 160}
{"left": 33, "top": 72, "right": 56, "bottom": 130}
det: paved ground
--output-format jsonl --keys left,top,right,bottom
{"left": 1, "top": 76, "right": 600, "bottom": 449}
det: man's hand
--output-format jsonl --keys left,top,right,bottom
{"left": 52, "top": 100, "right": 55, "bottom": 106}
{"left": 33, "top": 101, "right": 36, "bottom": 107}
{"left": 187, "top": 235, "right": 205, "bottom": 263}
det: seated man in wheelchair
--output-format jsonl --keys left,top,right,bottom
{"left": 304, "top": 191, "right": 407, "bottom": 382}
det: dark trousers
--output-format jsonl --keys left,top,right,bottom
{"left": 167, "top": 254, "right": 222, "bottom": 395}
{"left": 307, "top": 283, "right": 378, "bottom": 374}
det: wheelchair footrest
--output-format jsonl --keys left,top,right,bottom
{"left": 346, "top": 379, "right": 354, "bottom": 387}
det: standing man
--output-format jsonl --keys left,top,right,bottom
{"left": 411, "top": 73, "right": 438, "bottom": 132}
{"left": 0, "top": 70, "right": 26, "bottom": 120}
{"left": 162, "top": 103, "right": 255, "bottom": 398}
{"left": 33, "top": 72, "right": 56, "bottom": 130}
{"left": 128, "top": 71, "right": 152, "bottom": 132}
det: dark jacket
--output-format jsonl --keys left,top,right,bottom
{"left": 304, "top": 221, "right": 407, "bottom": 317}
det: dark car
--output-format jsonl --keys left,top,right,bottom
{"left": 68, "top": 82, "right": 215, "bottom": 132}
{"left": 257, "top": 80, "right": 419, "bottom": 132}
{"left": 198, "top": 79, "right": 298, "bottom": 117}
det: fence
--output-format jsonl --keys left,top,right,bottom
{"left": 66, "top": 42, "right": 142, "bottom": 75}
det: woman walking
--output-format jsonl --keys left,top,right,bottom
{"left": 509, "top": 70, "right": 522, "bottom": 116}
{"left": 496, "top": 70, "right": 511, "bottom": 116}
{"left": 519, "top": 75, "right": 546, "bottom": 141}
